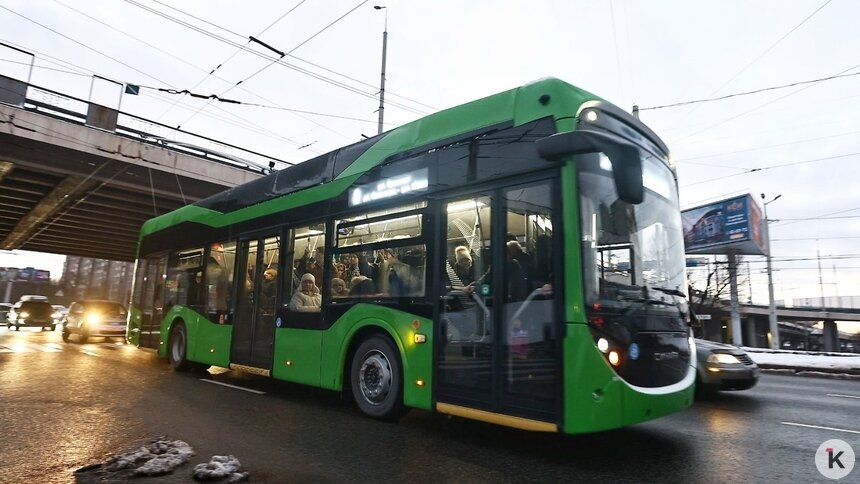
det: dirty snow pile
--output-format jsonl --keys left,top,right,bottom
{"left": 104, "top": 438, "right": 194, "bottom": 476}
{"left": 193, "top": 455, "right": 250, "bottom": 482}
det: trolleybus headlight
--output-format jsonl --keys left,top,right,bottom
{"left": 597, "top": 338, "right": 609, "bottom": 353}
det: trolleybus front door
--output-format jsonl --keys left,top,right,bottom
{"left": 231, "top": 234, "right": 280, "bottom": 371}
{"left": 436, "top": 180, "right": 558, "bottom": 424}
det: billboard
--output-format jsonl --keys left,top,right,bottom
{"left": 0, "top": 267, "right": 50, "bottom": 282}
{"left": 682, "top": 194, "right": 766, "bottom": 255}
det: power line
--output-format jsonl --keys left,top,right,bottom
{"left": 669, "top": 60, "right": 860, "bottom": 145}
{"left": 0, "top": 4, "right": 172, "bottom": 86}
{"left": 0, "top": 36, "right": 312, "bottom": 151}
{"left": 775, "top": 206, "right": 860, "bottom": 227}
{"left": 665, "top": 0, "right": 832, "bottom": 128}
{"left": 2, "top": 2, "right": 332, "bottom": 150}
{"left": 680, "top": 151, "right": 860, "bottom": 187}
{"left": 642, "top": 69, "right": 860, "bottom": 112}
{"left": 680, "top": 129, "right": 860, "bottom": 168}
{"left": 773, "top": 236, "right": 860, "bottom": 241}
{"left": 174, "top": 1, "right": 370, "bottom": 130}
{"left": 122, "top": 0, "right": 429, "bottom": 117}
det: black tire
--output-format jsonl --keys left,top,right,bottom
{"left": 350, "top": 335, "right": 407, "bottom": 420}
{"left": 50, "top": 324, "right": 56, "bottom": 332}
{"left": 78, "top": 330, "right": 88, "bottom": 344}
{"left": 9, "top": 324, "right": 16, "bottom": 331}
{"left": 168, "top": 322, "right": 195, "bottom": 371}
{"left": 61, "top": 329, "right": 70, "bottom": 342}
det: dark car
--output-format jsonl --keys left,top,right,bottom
{"left": 695, "top": 338, "right": 759, "bottom": 395}
{"left": 8, "top": 300, "right": 56, "bottom": 331}
{"left": 62, "top": 300, "right": 129, "bottom": 343}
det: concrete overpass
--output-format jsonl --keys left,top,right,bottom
{"left": 0, "top": 75, "right": 284, "bottom": 261}
{"left": 696, "top": 301, "right": 860, "bottom": 352}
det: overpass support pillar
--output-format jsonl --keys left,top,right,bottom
{"left": 744, "top": 316, "right": 758, "bottom": 348}
{"left": 822, "top": 320, "right": 839, "bottom": 352}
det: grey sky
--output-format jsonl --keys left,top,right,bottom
{"left": 2, "top": 0, "right": 859, "bottom": 320}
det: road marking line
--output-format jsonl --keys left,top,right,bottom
{"left": 199, "top": 379, "right": 266, "bottom": 395}
{"left": 81, "top": 350, "right": 99, "bottom": 356}
{"left": 781, "top": 422, "right": 860, "bottom": 435}
{"left": 826, "top": 393, "right": 860, "bottom": 400}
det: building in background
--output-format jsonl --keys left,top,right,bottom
{"left": 61, "top": 256, "right": 134, "bottom": 304}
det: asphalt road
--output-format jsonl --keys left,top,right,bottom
{"left": 0, "top": 327, "right": 858, "bottom": 483}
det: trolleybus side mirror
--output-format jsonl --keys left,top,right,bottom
{"left": 536, "top": 130, "right": 644, "bottom": 204}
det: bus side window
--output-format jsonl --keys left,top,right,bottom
{"left": 286, "top": 224, "right": 325, "bottom": 314}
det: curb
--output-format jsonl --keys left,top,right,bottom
{"left": 759, "top": 366, "right": 860, "bottom": 380}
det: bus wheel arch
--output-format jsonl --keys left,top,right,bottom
{"left": 345, "top": 327, "right": 408, "bottom": 420}
{"left": 167, "top": 319, "right": 196, "bottom": 372}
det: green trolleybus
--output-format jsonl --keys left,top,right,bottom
{"left": 128, "top": 77, "right": 695, "bottom": 434}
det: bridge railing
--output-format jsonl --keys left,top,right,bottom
{"left": 0, "top": 73, "right": 291, "bottom": 174}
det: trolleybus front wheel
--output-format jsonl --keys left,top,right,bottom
{"left": 168, "top": 322, "right": 195, "bottom": 372}
{"left": 350, "top": 335, "right": 407, "bottom": 420}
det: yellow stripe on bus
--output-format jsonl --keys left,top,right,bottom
{"left": 436, "top": 402, "right": 557, "bottom": 433}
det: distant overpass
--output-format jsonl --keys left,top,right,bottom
{"left": 0, "top": 75, "right": 288, "bottom": 261}
{"left": 696, "top": 300, "right": 860, "bottom": 352}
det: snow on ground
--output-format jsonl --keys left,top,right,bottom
{"left": 104, "top": 439, "right": 194, "bottom": 476}
{"left": 742, "top": 347, "right": 860, "bottom": 372}
{"left": 193, "top": 455, "right": 249, "bottom": 482}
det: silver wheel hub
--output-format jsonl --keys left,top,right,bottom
{"left": 359, "top": 350, "right": 392, "bottom": 405}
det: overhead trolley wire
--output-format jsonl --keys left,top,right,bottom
{"left": 174, "top": 0, "right": 369, "bottom": 131}
{"left": 1, "top": 5, "right": 312, "bottom": 151}
{"left": 664, "top": 0, "right": 833, "bottom": 129}
{"left": 641, "top": 70, "right": 860, "bottom": 112}
{"left": 122, "top": 0, "right": 429, "bottom": 116}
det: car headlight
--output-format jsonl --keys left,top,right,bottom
{"left": 19, "top": 311, "right": 30, "bottom": 318}
{"left": 85, "top": 313, "right": 102, "bottom": 325}
{"left": 707, "top": 353, "right": 741, "bottom": 365}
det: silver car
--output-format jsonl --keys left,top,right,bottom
{"left": 62, "top": 300, "right": 128, "bottom": 343}
{"left": 695, "top": 338, "right": 760, "bottom": 395}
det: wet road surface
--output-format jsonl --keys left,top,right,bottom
{"left": 0, "top": 327, "right": 858, "bottom": 483}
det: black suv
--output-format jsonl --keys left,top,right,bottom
{"left": 8, "top": 300, "right": 56, "bottom": 331}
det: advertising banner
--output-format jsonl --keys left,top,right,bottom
{"left": 682, "top": 194, "right": 766, "bottom": 255}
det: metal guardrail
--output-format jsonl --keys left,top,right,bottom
{"left": 0, "top": 73, "right": 290, "bottom": 175}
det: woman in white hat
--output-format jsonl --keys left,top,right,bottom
{"left": 289, "top": 273, "right": 321, "bottom": 312}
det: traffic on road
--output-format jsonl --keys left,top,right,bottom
{"left": 0, "top": 327, "right": 857, "bottom": 483}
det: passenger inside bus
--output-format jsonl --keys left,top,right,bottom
{"left": 260, "top": 268, "right": 277, "bottom": 310}
{"left": 348, "top": 275, "right": 377, "bottom": 296}
{"left": 330, "top": 277, "right": 349, "bottom": 298}
{"left": 288, "top": 273, "right": 321, "bottom": 312}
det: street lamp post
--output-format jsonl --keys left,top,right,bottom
{"left": 762, "top": 193, "right": 781, "bottom": 349}
{"left": 374, "top": 6, "right": 388, "bottom": 135}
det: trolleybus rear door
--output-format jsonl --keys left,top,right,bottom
{"left": 231, "top": 234, "right": 280, "bottom": 371}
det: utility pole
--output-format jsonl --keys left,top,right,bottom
{"left": 374, "top": 6, "right": 388, "bottom": 135}
{"left": 816, "top": 240, "right": 826, "bottom": 310}
{"left": 762, "top": 193, "right": 781, "bottom": 349}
